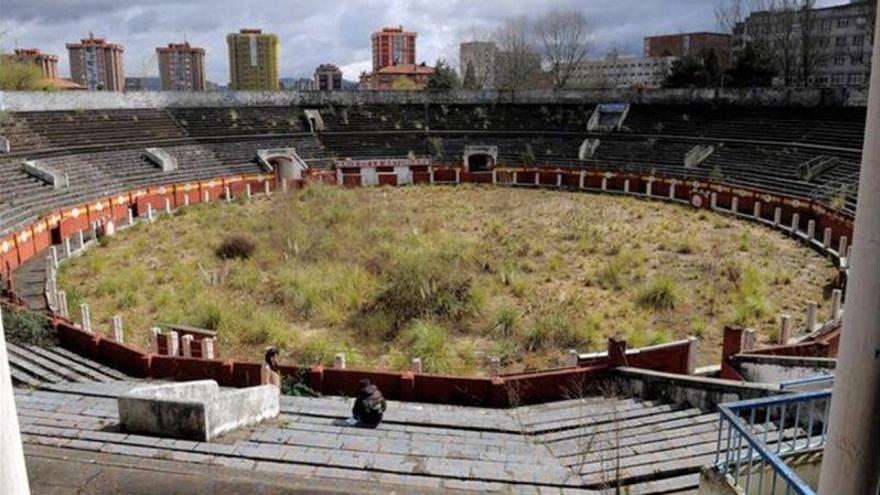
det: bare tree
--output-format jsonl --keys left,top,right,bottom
{"left": 797, "top": 0, "right": 828, "bottom": 86}
{"left": 493, "top": 17, "right": 542, "bottom": 91}
{"left": 534, "top": 9, "right": 593, "bottom": 90}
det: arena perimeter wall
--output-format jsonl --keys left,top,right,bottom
{"left": 0, "top": 87, "right": 868, "bottom": 112}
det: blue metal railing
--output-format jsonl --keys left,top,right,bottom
{"left": 779, "top": 374, "right": 835, "bottom": 391}
{"left": 715, "top": 390, "right": 832, "bottom": 495}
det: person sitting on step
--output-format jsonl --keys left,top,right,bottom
{"left": 262, "top": 346, "right": 281, "bottom": 388}
{"left": 348, "top": 378, "right": 387, "bottom": 428}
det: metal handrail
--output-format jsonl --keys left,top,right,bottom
{"left": 779, "top": 374, "right": 835, "bottom": 390}
{"left": 715, "top": 390, "right": 832, "bottom": 495}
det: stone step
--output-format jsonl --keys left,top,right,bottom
{"left": 18, "top": 344, "right": 119, "bottom": 383}
{"left": 7, "top": 342, "right": 95, "bottom": 383}
{"left": 48, "top": 346, "right": 130, "bottom": 380}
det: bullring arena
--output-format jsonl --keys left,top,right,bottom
{"left": 0, "top": 89, "right": 869, "bottom": 493}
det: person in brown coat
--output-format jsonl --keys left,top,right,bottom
{"left": 349, "top": 378, "right": 387, "bottom": 428}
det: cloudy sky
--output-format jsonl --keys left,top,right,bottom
{"left": 0, "top": 0, "right": 846, "bottom": 84}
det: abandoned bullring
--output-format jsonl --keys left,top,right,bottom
{"left": 1, "top": 85, "right": 878, "bottom": 495}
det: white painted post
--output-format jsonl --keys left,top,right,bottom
{"left": 773, "top": 207, "right": 782, "bottom": 226}
{"left": 533, "top": 172, "right": 539, "bottom": 186}
{"left": 710, "top": 192, "right": 718, "bottom": 209}
{"left": 0, "top": 305, "right": 32, "bottom": 495}
{"left": 669, "top": 182, "right": 676, "bottom": 199}
{"left": 167, "top": 331, "right": 179, "bottom": 356}
{"left": 181, "top": 335, "right": 194, "bottom": 358}
{"left": 742, "top": 329, "right": 757, "bottom": 352}
{"left": 831, "top": 289, "right": 843, "bottom": 319}
{"left": 646, "top": 180, "right": 653, "bottom": 197}
{"left": 264, "top": 180, "right": 271, "bottom": 196}
{"left": 127, "top": 208, "right": 135, "bottom": 226}
{"left": 80, "top": 303, "right": 92, "bottom": 333}
{"left": 224, "top": 186, "right": 232, "bottom": 203}
{"left": 50, "top": 246, "right": 58, "bottom": 269}
{"left": 410, "top": 358, "right": 422, "bottom": 374}
{"left": 112, "top": 315, "right": 123, "bottom": 343}
{"left": 281, "top": 179, "right": 289, "bottom": 193}
{"left": 151, "top": 327, "right": 162, "bottom": 353}
{"left": 823, "top": 228, "right": 833, "bottom": 248}
{"left": 203, "top": 190, "right": 210, "bottom": 203}
{"left": 556, "top": 173, "right": 562, "bottom": 188}
{"left": 491, "top": 169, "right": 498, "bottom": 185}
{"left": 184, "top": 194, "right": 190, "bottom": 207}
{"left": 807, "top": 219, "right": 816, "bottom": 241}
{"left": 57, "top": 290, "right": 69, "bottom": 319}
{"left": 428, "top": 166, "right": 435, "bottom": 184}
{"left": 731, "top": 196, "right": 738, "bottom": 213}
{"left": 839, "top": 236, "right": 849, "bottom": 257}
{"left": 164, "top": 198, "right": 172, "bottom": 215}
{"left": 104, "top": 220, "right": 115, "bottom": 237}
{"left": 566, "top": 349, "right": 579, "bottom": 368}
{"left": 806, "top": 301, "right": 818, "bottom": 332}
{"left": 753, "top": 201, "right": 762, "bottom": 219}
{"left": 147, "top": 204, "right": 154, "bottom": 222}
{"left": 334, "top": 353, "right": 346, "bottom": 369}
{"left": 77, "top": 230, "right": 85, "bottom": 250}
{"left": 686, "top": 337, "right": 698, "bottom": 375}
{"left": 779, "top": 314, "right": 792, "bottom": 344}
{"left": 455, "top": 168, "right": 461, "bottom": 184}
{"left": 489, "top": 356, "right": 501, "bottom": 377}
{"left": 200, "top": 338, "right": 215, "bottom": 360}
{"left": 512, "top": 171, "right": 518, "bottom": 184}
{"left": 791, "top": 213, "right": 800, "bottom": 234}
{"left": 246, "top": 183, "right": 252, "bottom": 199}
{"left": 579, "top": 171, "right": 585, "bottom": 189}
{"left": 623, "top": 179, "right": 630, "bottom": 193}
{"left": 601, "top": 177, "right": 608, "bottom": 191}
{"left": 63, "top": 237, "right": 72, "bottom": 258}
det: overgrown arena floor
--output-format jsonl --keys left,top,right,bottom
{"left": 57, "top": 184, "right": 837, "bottom": 375}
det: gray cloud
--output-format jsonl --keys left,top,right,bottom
{"left": 0, "top": 0, "right": 848, "bottom": 85}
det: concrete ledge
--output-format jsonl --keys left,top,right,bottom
{"left": 144, "top": 148, "right": 178, "bottom": 172}
{"left": 734, "top": 353, "right": 835, "bottom": 385}
{"left": 118, "top": 380, "right": 279, "bottom": 441}
{"left": 22, "top": 160, "right": 69, "bottom": 189}
{"left": 612, "top": 367, "right": 781, "bottom": 411}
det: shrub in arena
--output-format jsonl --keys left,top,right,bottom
{"left": 216, "top": 235, "right": 256, "bottom": 260}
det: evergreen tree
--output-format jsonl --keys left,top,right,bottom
{"left": 426, "top": 60, "right": 461, "bottom": 92}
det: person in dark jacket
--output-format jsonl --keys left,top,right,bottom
{"left": 350, "top": 378, "right": 387, "bottom": 427}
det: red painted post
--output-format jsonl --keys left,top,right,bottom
{"left": 308, "top": 365, "right": 324, "bottom": 394}
{"left": 720, "top": 326, "right": 745, "bottom": 380}
{"left": 400, "top": 371, "right": 415, "bottom": 402}
{"left": 608, "top": 337, "right": 628, "bottom": 367}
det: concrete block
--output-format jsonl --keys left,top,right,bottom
{"left": 334, "top": 353, "right": 346, "bottom": 369}
{"left": 410, "top": 358, "right": 422, "bottom": 374}
{"left": 118, "top": 380, "right": 280, "bottom": 441}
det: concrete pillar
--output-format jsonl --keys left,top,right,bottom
{"left": 203, "top": 190, "right": 210, "bottom": 203}
{"left": 710, "top": 192, "right": 717, "bottom": 209}
{"left": 57, "top": 291, "right": 68, "bottom": 319}
{"left": 566, "top": 349, "right": 579, "bottom": 368}
{"left": 410, "top": 358, "right": 422, "bottom": 374}
{"left": 63, "top": 237, "right": 72, "bottom": 258}
{"left": 601, "top": 177, "right": 608, "bottom": 191}
{"left": 623, "top": 179, "right": 630, "bottom": 193}
{"left": 0, "top": 305, "right": 32, "bottom": 495}
{"left": 281, "top": 179, "right": 289, "bottom": 193}
{"left": 823, "top": 228, "right": 833, "bottom": 248}
{"left": 164, "top": 198, "right": 172, "bottom": 215}
{"left": 533, "top": 172, "right": 539, "bottom": 186}
{"left": 807, "top": 219, "right": 816, "bottom": 241}
{"left": 686, "top": 337, "right": 698, "bottom": 375}
{"left": 246, "top": 183, "right": 252, "bottom": 199}
{"left": 167, "top": 331, "right": 179, "bottom": 357}
{"left": 224, "top": 186, "right": 232, "bottom": 203}
{"left": 791, "top": 213, "right": 800, "bottom": 234}
{"left": 806, "top": 301, "right": 818, "bottom": 333}
{"left": 429, "top": 166, "right": 435, "bottom": 184}
{"left": 151, "top": 327, "right": 162, "bottom": 353}
{"left": 264, "top": 180, "right": 271, "bottom": 196}
{"left": 77, "top": 230, "right": 85, "bottom": 250}
{"left": 334, "top": 353, "right": 346, "bottom": 369}
{"left": 104, "top": 220, "right": 115, "bottom": 237}
{"left": 753, "top": 201, "right": 761, "bottom": 219}
{"left": 455, "top": 169, "right": 461, "bottom": 184}
{"left": 184, "top": 194, "right": 190, "bottom": 207}
{"left": 127, "top": 207, "right": 135, "bottom": 226}
{"left": 578, "top": 171, "right": 585, "bottom": 189}
{"left": 839, "top": 236, "right": 849, "bottom": 257}
{"left": 80, "top": 303, "right": 92, "bottom": 333}
{"left": 512, "top": 171, "right": 518, "bottom": 185}
{"left": 669, "top": 183, "right": 676, "bottom": 199}
{"left": 50, "top": 246, "right": 58, "bottom": 269}
{"left": 731, "top": 196, "right": 738, "bottom": 213}
{"left": 111, "top": 315, "right": 123, "bottom": 343}
{"left": 831, "top": 289, "right": 843, "bottom": 320}
{"left": 646, "top": 180, "right": 653, "bottom": 197}
{"left": 200, "top": 338, "right": 215, "bottom": 360}
{"left": 773, "top": 207, "right": 782, "bottom": 227}
{"left": 556, "top": 172, "right": 562, "bottom": 188}
{"left": 489, "top": 357, "right": 501, "bottom": 378}
{"left": 181, "top": 335, "right": 194, "bottom": 358}
{"left": 742, "top": 329, "right": 757, "bottom": 352}
{"left": 819, "top": 13, "right": 880, "bottom": 492}
{"left": 779, "top": 314, "right": 792, "bottom": 344}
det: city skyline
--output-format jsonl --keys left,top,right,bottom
{"left": 1, "top": 0, "right": 847, "bottom": 85}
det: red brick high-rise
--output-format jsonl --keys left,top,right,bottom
{"left": 157, "top": 42, "right": 206, "bottom": 91}
{"left": 9, "top": 49, "right": 59, "bottom": 79}
{"left": 371, "top": 26, "right": 417, "bottom": 71}
{"left": 644, "top": 32, "right": 732, "bottom": 69}
{"left": 66, "top": 34, "right": 125, "bottom": 91}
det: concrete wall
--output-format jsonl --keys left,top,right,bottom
{"left": 734, "top": 354, "right": 835, "bottom": 384}
{"left": 0, "top": 86, "right": 865, "bottom": 112}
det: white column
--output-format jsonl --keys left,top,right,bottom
{"left": 334, "top": 353, "right": 346, "bottom": 369}
{"left": 203, "top": 190, "right": 210, "bottom": 203}
{"left": 623, "top": 179, "right": 630, "bottom": 194}
{"left": 819, "top": 12, "right": 880, "bottom": 492}
{"left": 831, "top": 289, "right": 843, "bottom": 320}
{"left": 181, "top": 335, "right": 194, "bottom": 358}
{"left": 183, "top": 194, "right": 190, "bottom": 207}
{"left": 823, "top": 227, "right": 833, "bottom": 249}
{"left": 429, "top": 166, "right": 435, "bottom": 184}
{"left": 127, "top": 208, "right": 135, "bottom": 226}
{"left": 50, "top": 246, "right": 58, "bottom": 269}
{"left": 556, "top": 173, "right": 562, "bottom": 188}
{"left": 838, "top": 236, "right": 849, "bottom": 257}
{"left": 779, "top": 314, "right": 792, "bottom": 344}
{"left": 566, "top": 349, "right": 579, "bottom": 368}
{"left": 578, "top": 171, "right": 585, "bottom": 189}
{"left": 264, "top": 181, "right": 271, "bottom": 196}
{"left": 791, "top": 212, "right": 800, "bottom": 234}
{"left": 455, "top": 169, "right": 461, "bottom": 184}
{"left": 112, "top": 315, "right": 123, "bottom": 343}
{"left": 63, "top": 238, "right": 72, "bottom": 258}
{"left": 151, "top": 327, "right": 162, "bottom": 353}
{"left": 489, "top": 356, "right": 501, "bottom": 377}
{"left": 164, "top": 198, "right": 172, "bottom": 215}
{"left": 669, "top": 182, "right": 676, "bottom": 199}
{"left": 80, "top": 303, "right": 92, "bottom": 333}
{"left": 807, "top": 219, "right": 816, "bottom": 241}
{"left": 773, "top": 207, "right": 782, "bottom": 226}
{"left": 0, "top": 305, "right": 32, "bottom": 495}
{"left": 646, "top": 180, "right": 653, "bottom": 197}
{"left": 224, "top": 187, "right": 232, "bottom": 203}
{"left": 246, "top": 184, "right": 252, "bottom": 199}
{"left": 710, "top": 192, "right": 717, "bottom": 209}
{"left": 410, "top": 358, "right": 422, "bottom": 374}
{"left": 805, "top": 301, "right": 818, "bottom": 332}
{"left": 200, "top": 338, "right": 215, "bottom": 360}
{"left": 731, "top": 196, "right": 738, "bottom": 213}
{"left": 57, "top": 291, "right": 68, "bottom": 319}
{"left": 167, "top": 331, "right": 179, "bottom": 356}
{"left": 601, "top": 177, "right": 608, "bottom": 191}
{"left": 753, "top": 201, "right": 761, "bottom": 219}
{"left": 491, "top": 169, "right": 497, "bottom": 185}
